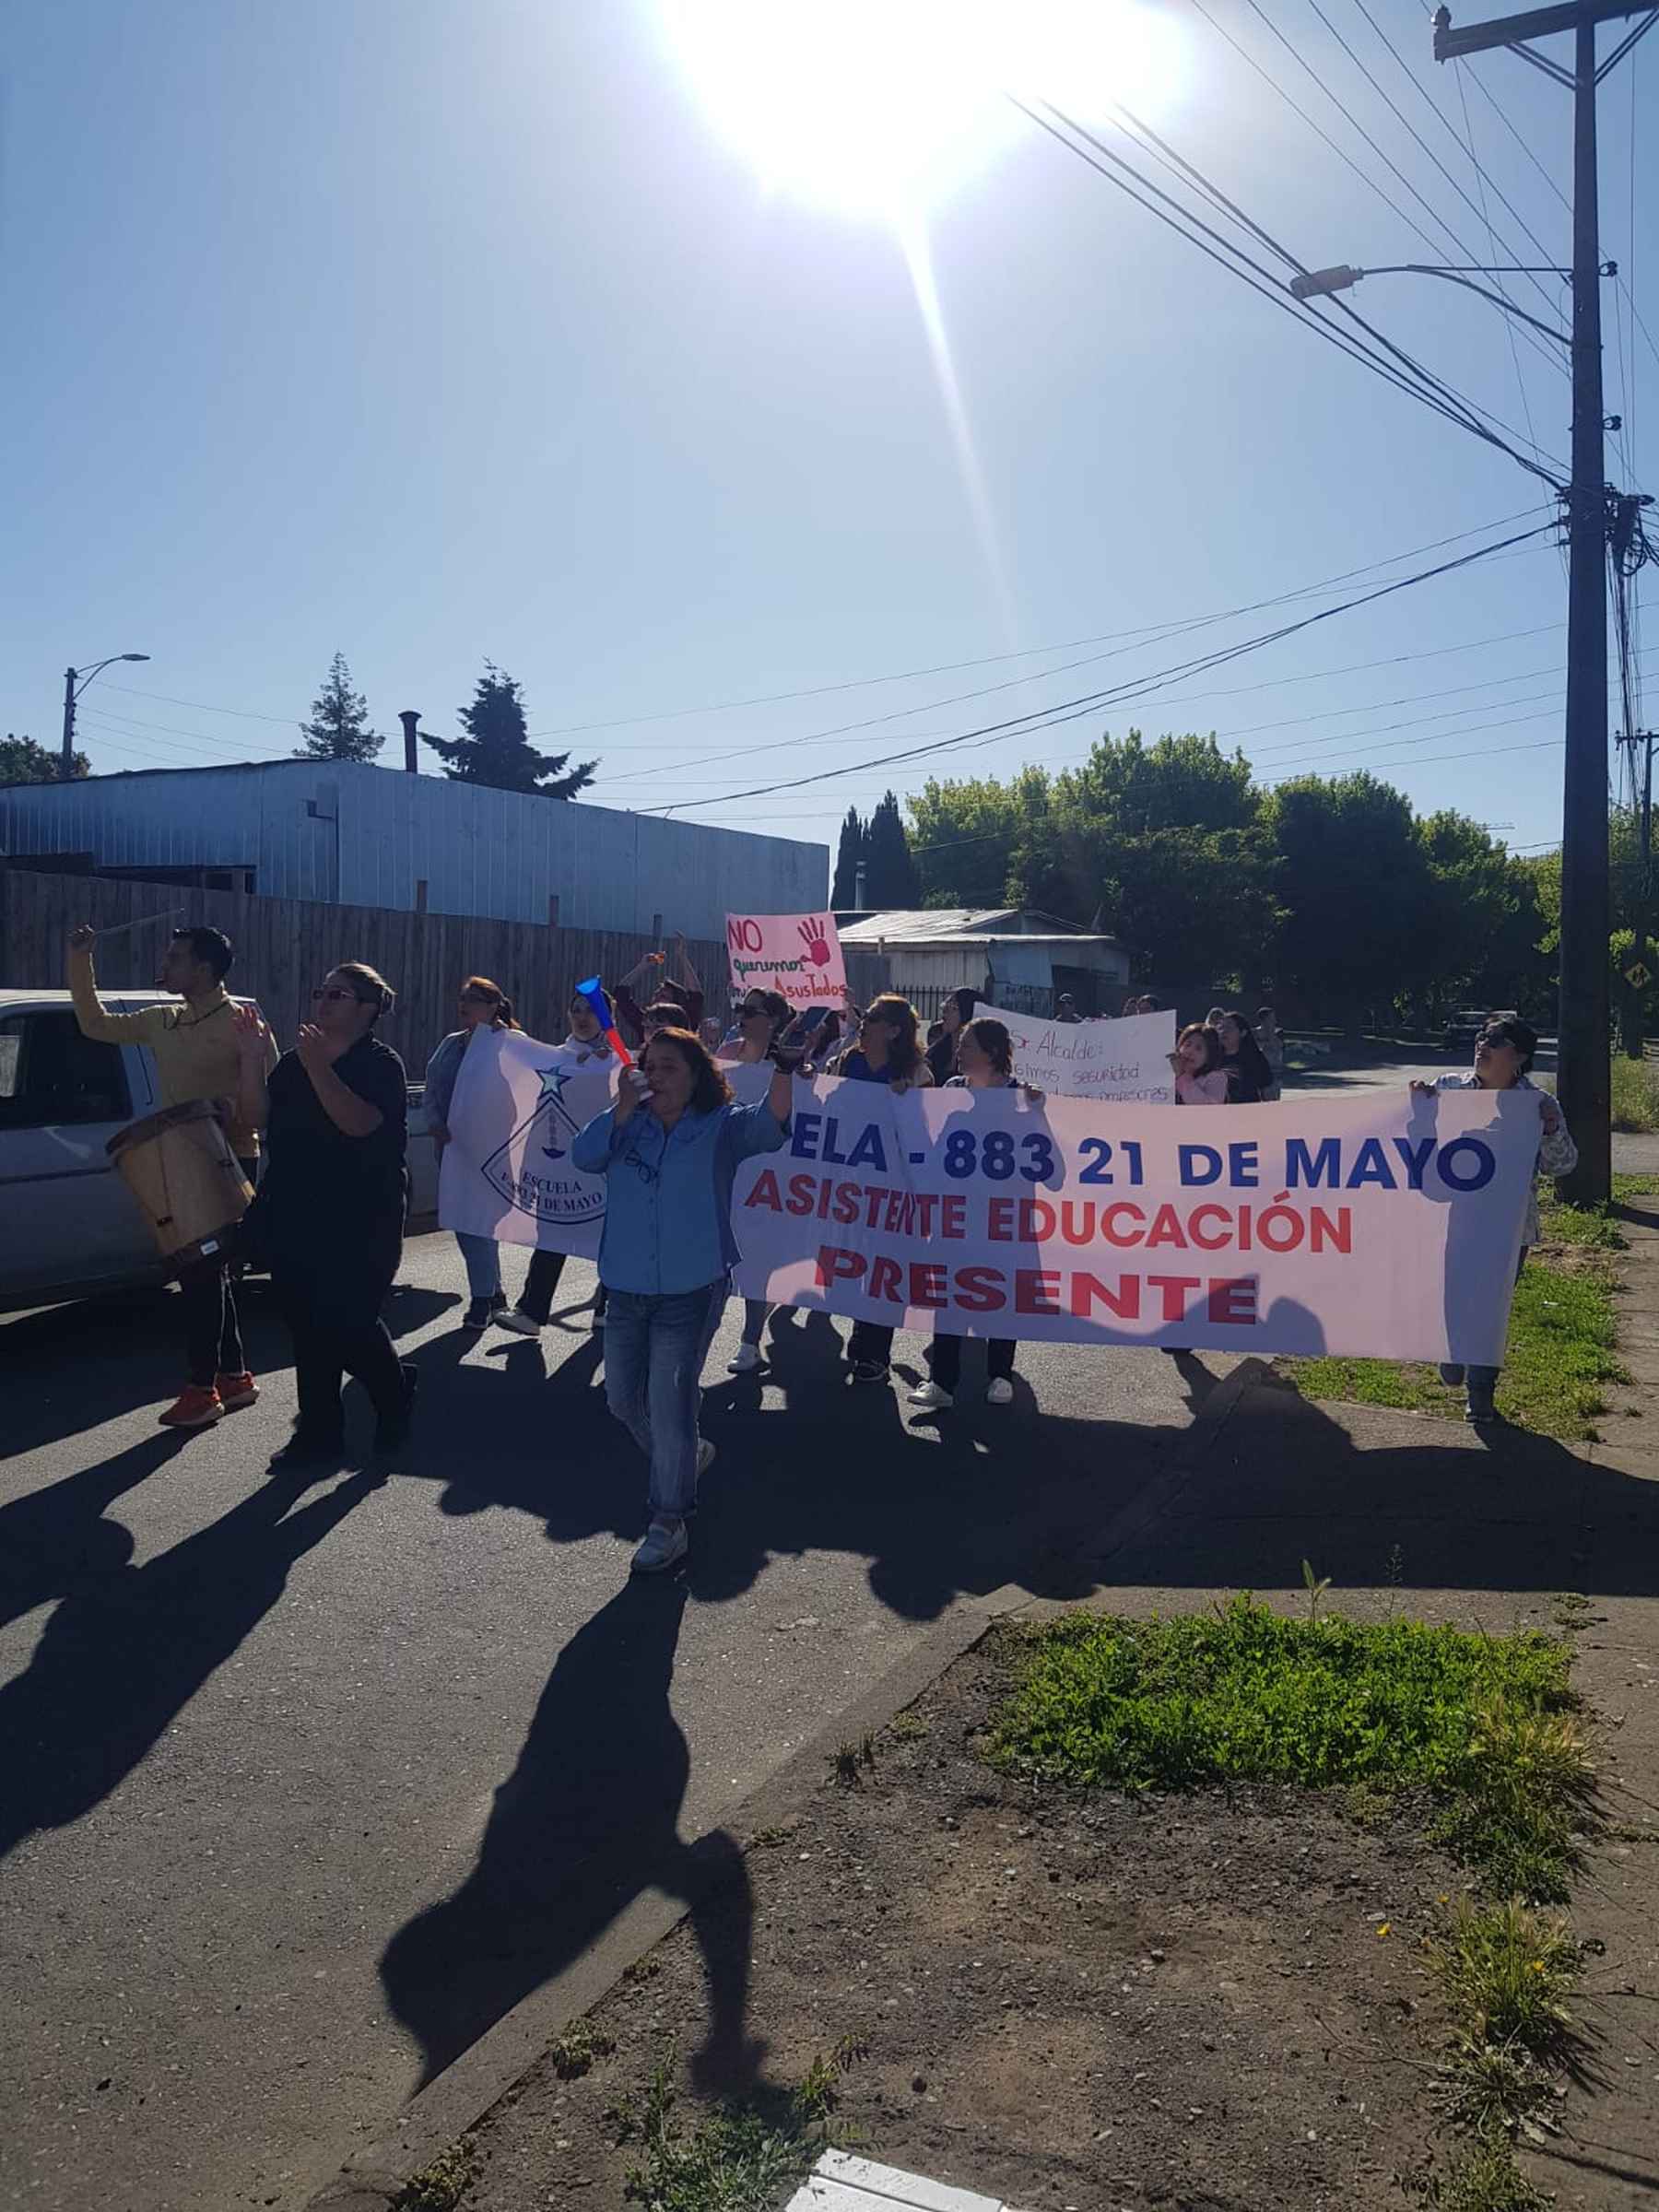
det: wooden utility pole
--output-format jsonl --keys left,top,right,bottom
{"left": 1434, "top": 0, "right": 1655, "bottom": 1202}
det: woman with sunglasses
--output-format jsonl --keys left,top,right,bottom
{"left": 826, "top": 992, "right": 933, "bottom": 1384}
{"left": 496, "top": 989, "right": 617, "bottom": 1338}
{"left": 924, "top": 987, "right": 979, "bottom": 1088}
{"left": 425, "top": 976, "right": 522, "bottom": 1330}
{"left": 571, "top": 1026, "right": 794, "bottom": 1574}
{"left": 1413, "top": 1016, "right": 1576, "bottom": 1424}
{"left": 233, "top": 962, "right": 413, "bottom": 1467}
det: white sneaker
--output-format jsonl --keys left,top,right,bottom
{"left": 908, "top": 1380, "right": 954, "bottom": 1409}
{"left": 696, "top": 1438, "right": 717, "bottom": 1477}
{"left": 631, "top": 1518, "right": 688, "bottom": 1574}
{"left": 986, "top": 1377, "right": 1015, "bottom": 1406}
{"left": 727, "top": 1342, "right": 762, "bottom": 1373}
{"left": 496, "top": 1306, "right": 543, "bottom": 1336}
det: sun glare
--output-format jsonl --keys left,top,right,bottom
{"left": 659, "top": 0, "right": 1186, "bottom": 220}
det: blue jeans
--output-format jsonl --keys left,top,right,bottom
{"left": 455, "top": 1231, "right": 501, "bottom": 1301}
{"left": 603, "top": 1280, "right": 726, "bottom": 1521}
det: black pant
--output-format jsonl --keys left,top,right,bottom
{"left": 925, "top": 1334, "right": 1016, "bottom": 1392}
{"left": 276, "top": 1284, "right": 403, "bottom": 1441}
{"left": 178, "top": 1155, "right": 258, "bottom": 1387}
{"left": 516, "top": 1248, "right": 606, "bottom": 1325}
{"left": 180, "top": 1258, "right": 246, "bottom": 1387}
{"left": 849, "top": 1321, "right": 894, "bottom": 1371}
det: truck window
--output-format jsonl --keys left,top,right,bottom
{"left": 0, "top": 1013, "right": 132, "bottom": 1130}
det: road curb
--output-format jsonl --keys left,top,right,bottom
{"left": 301, "top": 1366, "right": 1251, "bottom": 2208}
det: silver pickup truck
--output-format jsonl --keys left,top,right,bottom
{"left": 0, "top": 990, "right": 437, "bottom": 1311}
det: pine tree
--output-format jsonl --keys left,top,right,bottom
{"left": 422, "top": 664, "right": 597, "bottom": 796}
{"left": 865, "top": 790, "right": 919, "bottom": 908}
{"left": 295, "top": 653, "right": 383, "bottom": 762}
{"left": 830, "top": 806, "right": 866, "bottom": 907}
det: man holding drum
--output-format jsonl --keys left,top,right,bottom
{"left": 67, "top": 922, "right": 278, "bottom": 1429}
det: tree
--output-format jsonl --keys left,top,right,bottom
{"left": 830, "top": 806, "right": 866, "bottom": 907}
{"left": 1059, "top": 730, "right": 1258, "bottom": 836}
{"left": 423, "top": 664, "right": 598, "bottom": 796}
{"left": 1266, "top": 772, "right": 1431, "bottom": 1022}
{"left": 295, "top": 653, "right": 383, "bottom": 762}
{"left": 864, "top": 789, "right": 920, "bottom": 907}
{"left": 1, "top": 733, "right": 85, "bottom": 783}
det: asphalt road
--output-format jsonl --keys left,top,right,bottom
{"left": 0, "top": 1041, "right": 1569, "bottom": 2212}
{"left": 1, "top": 1230, "right": 1225, "bottom": 2212}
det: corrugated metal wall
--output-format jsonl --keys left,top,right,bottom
{"left": 0, "top": 763, "right": 825, "bottom": 935}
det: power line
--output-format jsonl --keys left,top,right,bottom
{"left": 633, "top": 524, "right": 1556, "bottom": 813}
{"left": 1301, "top": 0, "right": 1566, "bottom": 322}
{"left": 587, "top": 522, "right": 1558, "bottom": 792}
{"left": 1342, "top": 0, "right": 1570, "bottom": 324}
{"left": 1260, "top": 731, "right": 1561, "bottom": 782}
{"left": 1016, "top": 94, "right": 1565, "bottom": 480}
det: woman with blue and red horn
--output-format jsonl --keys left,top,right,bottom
{"left": 572, "top": 1020, "right": 796, "bottom": 1575}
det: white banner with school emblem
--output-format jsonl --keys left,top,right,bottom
{"left": 438, "top": 1028, "right": 618, "bottom": 1254}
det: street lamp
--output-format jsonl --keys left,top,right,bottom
{"left": 61, "top": 653, "right": 150, "bottom": 780}
{"left": 1286, "top": 262, "right": 1572, "bottom": 347}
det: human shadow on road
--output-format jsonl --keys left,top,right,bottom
{"left": 0, "top": 1464, "right": 384, "bottom": 1863}
{"left": 381, "top": 1576, "right": 756, "bottom": 2091}
{"left": 0, "top": 1430, "right": 192, "bottom": 1636}
{"left": 3, "top": 1284, "right": 454, "bottom": 1457}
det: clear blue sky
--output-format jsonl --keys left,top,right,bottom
{"left": 4, "top": 0, "right": 1653, "bottom": 865}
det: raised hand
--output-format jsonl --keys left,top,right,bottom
{"left": 232, "top": 1002, "right": 271, "bottom": 1063}
{"left": 295, "top": 1022, "right": 337, "bottom": 1078}
{"left": 67, "top": 923, "right": 97, "bottom": 955}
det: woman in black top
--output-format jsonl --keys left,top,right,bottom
{"left": 1216, "top": 1009, "right": 1275, "bottom": 1105}
{"left": 924, "top": 987, "right": 978, "bottom": 1088}
{"left": 234, "top": 962, "right": 413, "bottom": 1468}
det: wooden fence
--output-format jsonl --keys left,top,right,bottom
{"left": 0, "top": 866, "right": 893, "bottom": 1077}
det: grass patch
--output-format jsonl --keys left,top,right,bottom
{"left": 1610, "top": 1054, "right": 1659, "bottom": 1132}
{"left": 547, "top": 2018, "right": 617, "bottom": 2080}
{"left": 1283, "top": 1241, "right": 1626, "bottom": 1441}
{"left": 394, "top": 2140, "right": 477, "bottom": 2212}
{"left": 1414, "top": 2135, "right": 1551, "bottom": 2211}
{"left": 621, "top": 2040, "right": 862, "bottom": 2211}
{"left": 1427, "top": 1896, "right": 1580, "bottom": 2058}
{"left": 989, "top": 1599, "right": 1593, "bottom": 1899}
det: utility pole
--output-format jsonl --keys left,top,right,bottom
{"left": 60, "top": 667, "right": 76, "bottom": 781}
{"left": 1435, "top": 1, "right": 1655, "bottom": 1204}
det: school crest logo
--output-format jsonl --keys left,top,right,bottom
{"left": 480, "top": 1061, "right": 607, "bottom": 1226}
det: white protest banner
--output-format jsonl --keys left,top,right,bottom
{"left": 728, "top": 1079, "right": 1539, "bottom": 1361}
{"left": 972, "top": 1001, "right": 1177, "bottom": 1102}
{"left": 439, "top": 1028, "right": 618, "bottom": 1255}
{"left": 725, "top": 910, "right": 846, "bottom": 1010}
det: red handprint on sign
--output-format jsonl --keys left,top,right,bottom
{"left": 798, "top": 917, "right": 832, "bottom": 970}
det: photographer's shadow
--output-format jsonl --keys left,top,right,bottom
{"left": 380, "top": 1576, "right": 756, "bottom": 2091}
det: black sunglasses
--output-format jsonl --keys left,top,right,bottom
{"left": 312, "top": 985, "right": 372, "bottom": 1006}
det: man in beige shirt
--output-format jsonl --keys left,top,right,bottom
{"left": 67, "top": 922, "right": 278, "bottom": 1430}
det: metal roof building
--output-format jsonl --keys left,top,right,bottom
{"left": 836, "top": 908, "right": 1131, "bottom": 1015}
{"left": 0, "top": 759, "right": 827, "bottom": 939}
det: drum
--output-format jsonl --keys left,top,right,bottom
{"left": 107, "top": 1100, "right": 253, "bottom": 1274}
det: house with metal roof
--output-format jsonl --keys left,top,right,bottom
{"left": 836, "top": 907, "right": 1130, "bottom": 1017}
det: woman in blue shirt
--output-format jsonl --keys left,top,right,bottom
{"left": 571, "top": 1027, "right": 794, "bottom": 1574}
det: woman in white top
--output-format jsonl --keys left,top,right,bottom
{"left": 1412, "top": 1014, "right": 1576, "bottom": 1423}
{"left": 909, "top": 1018, "right": 1032, "bottom": 1409}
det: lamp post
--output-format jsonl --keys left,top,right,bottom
{"left": 61, "top": 653, "right": 150, "bottom": 780}
{"left": 1285, "top": 261, "right": 1573, "bottom": 347}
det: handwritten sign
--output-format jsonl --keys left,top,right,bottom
{"left": 972, "top": 1001, "right": 1176, "bottom": 1102}
{"left": 725, "top": 911, "right": 846, "bottom": 1009}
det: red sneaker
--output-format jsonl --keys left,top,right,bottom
{"left": 215, "top": 1371, "right": 259, "bottom": 1411}
{"left": 159, "top": 1384, "right": 224, "bottom": 1429}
